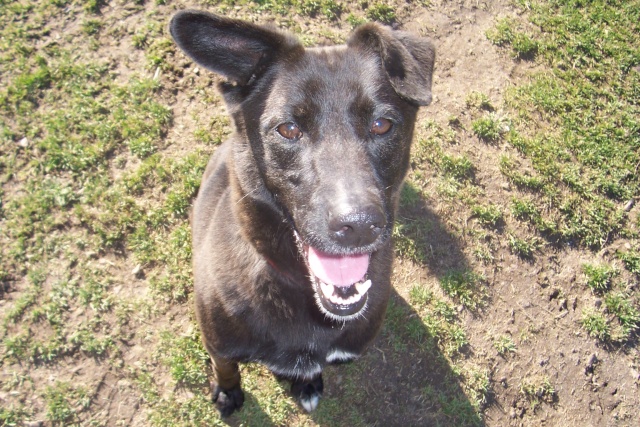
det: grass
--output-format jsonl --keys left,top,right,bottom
{"left": 618, "top": 249, "right": 640, "bottom": 276}
{"left": 581, "top": 290, "right": 639, "bottom": 344}
{"left": 441, "top": 154, "right": 475, "bottom": 181}
{"left": 605, "top": 292, "right": 640, "bottom": 338}
{"left": 582, "top": 263, "right": 617, "bottom": 293}
{"left": 393, "top": 217, "right": 431, "bottom": 264}
{"left": 519, "top": 375, "right": 556, "bottom": 409}
{"left": 365, "top": 3, "right": 396, "bottom": 24}
{"left": 493, "top": 335, "right": 517, "bottom": 356}
{"left": 158, "top": 329, "right": 210, "bottom": 387}
{"left": 0, "top": 406, "right": 30, "bottom": 427}
{"left": 43, "top": 381, "right": 91, "bottom": 426}
{"left": 466, "top": 91, "right": 494, "bottom": 111}
{"left": 298, "top": 0, "right": 344, "bottom": 20}
{"left": 508, "top": 234, "right": 542, "bottom": 259}
{"left": 382, "top": 294, "right": 484, "bottom": 426}
{"left": 439, "top": 270, "right": 486, "bottom": 311}
{"left": 579, "top": 259, "right": 639, "bottom": 344}
{"left": 0, "top": 0, "right": 207, "bottom": 421}
{"left": 486, "top": 17, "right": 539, "bottom": 59}
{"left": 492, "top": 0, "right": 640, "bottom": 249}
{"left": 581, "top": 308, "right": 611, "bottom": 341}
{"left": 407, "top": 284, "right": 471, "bottom": 356}
{"left": 472, "top": 113, "right": 506, "bottom": 143}
{"left": 471, "top": 203, "right": 504, "bottom": 228}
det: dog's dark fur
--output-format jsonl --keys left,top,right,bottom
{"left": 170, "top": 10, "right": 434, "bottom": 416}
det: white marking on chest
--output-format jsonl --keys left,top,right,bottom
{"left": 326, "top": 349, "right": 359, "bottom": 363}
{"left": 264, "top": 360, "right": 322, "bottom": 381}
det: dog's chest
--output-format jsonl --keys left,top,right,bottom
{"left": 254, "top": 338, "right": 359, "bottom": 380}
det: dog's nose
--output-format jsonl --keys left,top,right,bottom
{"left": 329, "top": 205, "right": 386, "bottom": 248}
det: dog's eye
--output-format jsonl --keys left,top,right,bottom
{"left": 276, "top": 122, "right": 303, "bottom": 140}
{"left": 371, "top": 118, "right": 393, "bottom": 136}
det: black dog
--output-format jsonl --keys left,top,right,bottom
{"left": 170, "top": 10, "right": 434, "bottom": 416}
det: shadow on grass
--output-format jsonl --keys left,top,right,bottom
{"left": 310, "top": 181, "right": 486, "bottom": 426}
{"left": 223, "top": 392, "right": 277, "bottom": 427}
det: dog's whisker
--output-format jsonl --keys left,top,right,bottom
{"left": 235, "top": 186, "right": 261, "bottom": 205}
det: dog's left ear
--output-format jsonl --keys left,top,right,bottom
{"left": 170, "top": 10, "right": 301, "bottom": 86}
{"left": 348, "top": 24, "right": 435, "bottom": 106}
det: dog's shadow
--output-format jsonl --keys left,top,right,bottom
{"left": 311, "top": 181, "right": 487, "bottom": 426}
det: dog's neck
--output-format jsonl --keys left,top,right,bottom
{"left": 229, "top": 160, "right": 309, "bottom": 284}
{"left": 264, "top": 256, "right": 294, "bottom": 280}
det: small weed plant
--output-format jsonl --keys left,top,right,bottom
{"left": 493, "top": 335, "right": 517, "bottom": 356}
{"left": 519, "top": 375, "right": 556, "bottom": 408}
{"left": 582, "top": 263, "right": 617, "bottom": 293}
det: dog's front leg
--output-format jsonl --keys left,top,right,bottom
{"left": 291, "top": 374, "right": 324, "bottom": 412}
{"left": 210, "top": 355, "right": 244, "bottom": 417}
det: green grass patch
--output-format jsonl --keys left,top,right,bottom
{"left": 519, "top": 375, "right": 556, "bottom": 409}
{"left": 581, "top": 308, "right": 611, "bottom": 341}
{"left": 393, "top": 217, "right": 432, "bottom": 265}
{"left": 604, "top": 292, "right": 640, "bottom": 339}
{"left": 471, "top": 203, "right": 504, "bottom": 228}
{"left": 472, "top": 113, "right": 506, "bottom": 143}
{"left": 4, "top": 286, "right": 39, "bottom": 324}
{"left": 146, "top": 394, "right": 225, "bottom": 427}
{"left": 346, "top": 12, "right": 366, "bottom": 28}
{"left": 581, "top": 289, "right": 638, "bottom": 344}
{"left": 43, "top": 381, "right": 91, "bottom": 426}
{"left": 499, "top": 156, "right": 547, "bottom": 193}
{"left": 493, "top": 0, "right": 639, "bottom": 249}
{"left": 441, "top": 154, "right": 475, "bottom": 182}
{"left": 299, "top": 0, "right": 344, "bottom": 20}
{"left": 486, "top": 17, "right": 539, "bottom": 59}
{"left": 618, "top": 249, "right": 640, "bottom": 276}
{"left": 439, "top": 270, "right": 485, "bottom": 310}
{"left": 408, "top": 284, "right": 470, "bottom": 356}
{"left": 582, "top": 263, "right": 617, "bottom": 293}
{"left": 493, "top": 335, "right": 517, "bottom": 356}
{"left": 158, "top": 329, "right": 210, "bottom": 388}
{"left": 365, "top": 3, "right": 396, "bottom": 24}
{"left": 81, "top": 18, "right": 102, "bottom": 35}
{"left": 508, "top": 234, "right": 542, "bottom": 259}
{"left": 69, "top": 323, "right": 114, "bottom": 357}
{"left": 0, "top": 406, "right": 31, "bottom": 427}
{"left": 466, "top": 91, "right": 495, "bottom": 111}
{"left": 459, "top": 365, "right": 491, "bottom": 412}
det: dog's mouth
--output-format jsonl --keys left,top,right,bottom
{"left": 304, "top": 245, "right": 372, "bottom": 320}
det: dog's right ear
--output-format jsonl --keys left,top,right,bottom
{"left": 170, "top": 10, "right": 301, "bottom": 85}
{"left": 348, "top": 23, "right": 435, "bottom": 106}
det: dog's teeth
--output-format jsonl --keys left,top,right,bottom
{"left": 355, "top": 279, "right": 371, "bottom": 295}
{"left": 329, "top": 286, "right": 362, "bottom": 305}
{"left": 318, "top": 279, "right": 370, "bottom": 307}
{"left": 330, "top": 293, "right": 341, "bottom": 304}
{"left": 320, "top": 281, "right": 333, "bottom": 298}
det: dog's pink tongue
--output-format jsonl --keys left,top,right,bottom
{"left": 307, "top": 247, "right": 369, "bottom": 287}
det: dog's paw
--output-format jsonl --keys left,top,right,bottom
{"left": 291, "top": 375, "right": 324, "bottom": 412}
{"left": 212, "top": 383, "right": 244, "bottom": 417}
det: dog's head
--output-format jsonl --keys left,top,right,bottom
{"left": 171, "top": 11, "right": 434, "bottom": 321}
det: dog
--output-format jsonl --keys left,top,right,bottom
{"left": 170, "top": 10, "right": 434, "bottom": 416}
